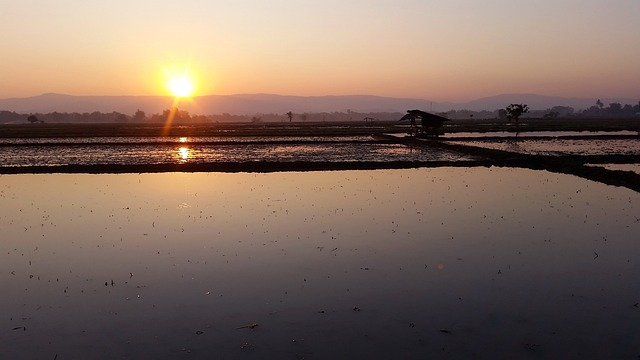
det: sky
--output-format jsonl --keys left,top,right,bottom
{"left": 1, "top": 0, "right": 639, "bottom": 102}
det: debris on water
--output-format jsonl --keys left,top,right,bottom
{"left": 439, "top": 329, "right": 451, "bottom": 334}
{"left": 240, "top": 342, "right": 255, "bottom": 350}
{"left": 353, "top": 306, "right": 361, "bottom": 312}
{"left": 593, "top": 251, "right": 599, "bottom": 260}
{"left": 195, "top": 330, "right": 204, "bottom": 335}
{"left": 237, "top": 323, "right": 259, "bottom": 329}
{"left": 526, "top": 343, "right": 540, "bottom": 351}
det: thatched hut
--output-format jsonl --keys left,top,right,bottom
{"left": 400, "top": 109, "right": 450, "bottom": 136}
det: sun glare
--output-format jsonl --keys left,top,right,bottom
{"left": 168, "top": 75, "right": 194, "bottom": 98}
{"left": 161, "top": 66, "right": 198, "bottom": 136}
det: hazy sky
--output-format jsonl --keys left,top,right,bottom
{"left": 1, "top": 0, "right": 639, "bottom": 101}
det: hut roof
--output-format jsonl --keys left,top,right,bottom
{"left": 400, "top": 110, "right": 450, "bottom": 122}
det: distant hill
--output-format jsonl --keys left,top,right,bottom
{"left": 0, "top": 92, "right": 636, "bottom": 115}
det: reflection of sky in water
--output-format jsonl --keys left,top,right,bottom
{"left": 586, "top": 163, "right": 640, "bottom": 175}
{"left": 1, "top": 169, "right": 639, "bottom": 359}
{"left": 448, "top": 138, "right": 640, "bottom": 155}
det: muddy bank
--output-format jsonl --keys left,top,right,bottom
{"left": 2, "top": 118, "right": 639, "bottom": 138}
{"left": 0, "top": 160, "right": 493, "bottom": 174}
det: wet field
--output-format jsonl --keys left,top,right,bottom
{"left": 1, "top": 122, "right": 639, "bottom": 359}
{"left": 2, "top": 169, "right": 639, "bottom": 359}
{"left": 447, "top": 138, "right": 640, "bottom": 156}
{"left": 0, "top": 136, "right": 478, "bottom": 167}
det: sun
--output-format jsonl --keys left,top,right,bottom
{"left": 167, "top": 75, "right": 195, "bottom": 98}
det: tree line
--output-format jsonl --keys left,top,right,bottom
{"left": 445, "top": 100, "right": 640, "bottom": 120}
{"left": 1, "top": 109, "right": 405, "bottom": 124}
{"left": 1, "top": 99, "right": 638, "bottom": 124}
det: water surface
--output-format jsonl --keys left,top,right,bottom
{"left": 1, "top": 169, "right": 639, "bottom": 359}
{"left": 448, "top": 138, "right": 640, "bottom": 156}
{"left": 0, "top": 142, "right": 475, "bottom": 167}
{"left": 442, "top": 130, "right": 638, "bottom": 139}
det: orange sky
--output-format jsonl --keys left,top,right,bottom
{"left": 1, "top": 0, "right": 639, "bottom": 102}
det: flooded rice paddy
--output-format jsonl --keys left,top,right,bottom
{"left": 2, "top": 168, "right": 639, "bottom": 359}
{"left": 587, "top": 163, "right": 640, "bottom": 175}
{"left": 0, "top": 137, "right": 477, "bottom": 167}
{"left": 442, "top": 130, "right": 639, "bottom": 139}
{"left": 447, "top": 138, "right": 640, "bottom": 156}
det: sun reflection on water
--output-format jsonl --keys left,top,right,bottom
{"left": 178, "top": 147, "right": 191, "bottom": 162}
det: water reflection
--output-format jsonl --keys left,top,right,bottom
{"left": 442, "top": 130, "right": 639, "bottom": 138}
{"left": 587, "top": 163, "right": 640, "bottom": 175}
{"left": 0, "top": 142, "right": 476, "bottom": 167}
{"left": 177, "top": 147, "right": 191, "bottom": 162}
{"left": 1, "top": 169, "right": 639, "bottom": 359}
{"left": 448, "top": 138, "right": 640, "bottom": 156}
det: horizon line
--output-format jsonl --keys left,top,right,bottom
{"left": 2, "top": 92, "right": 635, "bottom": 103}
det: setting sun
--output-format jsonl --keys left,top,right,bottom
{"left": 167, "top": 75, "right": 195, "bottom": 98}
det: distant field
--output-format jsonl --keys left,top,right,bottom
{"left": 0, "top": 118, "right": 639, "bottom": 138}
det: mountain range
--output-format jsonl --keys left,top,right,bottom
{"left": 0, "top": 93, "right": 636, "bottom": 115}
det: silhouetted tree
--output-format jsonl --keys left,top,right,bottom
{"left": 27, "top": 115, "right": 39, "bottom": 123}
{"left": 132, "top": 110, "right": 146, "bottom": 122}
{"left": 286, "top": 111, "right": 293, "bottom": 122}
{"left": 608, "top": 102, "right": 622, "bottom": 113}
{"left": 550, "top": 106, "right": 574, "bottom": 117}
{"left": 115, "top": 113, "right": 129, "bottom": 123}
{"left": 596, "top": 99, "right": 604, "bottom": 109}
{"left": 505, "top": 104, "right": 529, "bottom": 124}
